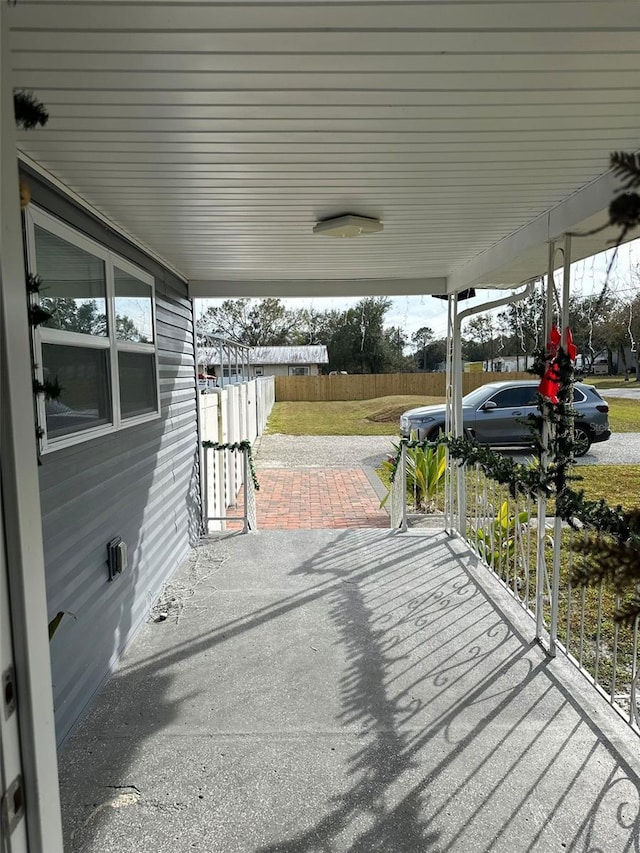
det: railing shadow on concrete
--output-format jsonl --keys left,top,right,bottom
{"left": 251, "top": 532, "right": 639, "bottom": 851}
{"left": 58, "top": 530, "right": 640, "bottom": 851}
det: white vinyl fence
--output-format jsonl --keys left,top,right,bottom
{"left": 199, "top": 376, "right": 274, "bottom": 531}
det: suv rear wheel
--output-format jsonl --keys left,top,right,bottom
{"left": 573, "top": 426, "right": 592, "bottom": 457}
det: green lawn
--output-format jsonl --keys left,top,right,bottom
{"left": 607, "top": 398, "right": 640, "bottom": 433}
{"left": 266, "top": 394, "right": 640, "bottom": 435}
{"left": 590, "top": 376, "right": 640, "bottom": 391}
{"left": 575, "top": 465, "right": 640, "bottom": 512}
{"left": 265, "top": 395, "right": 436, "bottom": 435}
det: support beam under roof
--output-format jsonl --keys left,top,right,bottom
{"left": 448, "top": 169, "right": 640, "bottom": 293}
{"left": 188, "top": 277, "right": 448, "bottom": 299}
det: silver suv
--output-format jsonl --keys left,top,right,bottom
{"left": 399, "top": 379, "right": 611, "bottom": 456}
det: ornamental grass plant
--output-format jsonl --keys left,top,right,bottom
{"left": 380, "top": 439, "right": 446, "bottom": 512}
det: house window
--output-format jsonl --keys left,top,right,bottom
{"left": 487, "top": 387, "right": 536, "bottom": 409}
{"left": 221, "top": 365, "right": 241, "bottom": 378}
{"left": 27, "top": 207, "right": 160, "bottom": 451}
{"left": 289, "top": 366, "right": 309, "bottom": 376}
{"left": 254, "top": 366, "right": 264, "bottom": 377}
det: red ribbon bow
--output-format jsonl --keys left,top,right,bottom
{"left": 538, "top": 325, "right": 576, "bottom": 404}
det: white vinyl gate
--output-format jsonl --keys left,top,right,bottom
{"left": 199, "top": 377, "right": 275, "bottom": 532}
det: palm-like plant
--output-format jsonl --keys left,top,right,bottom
{"left": 406, "top": 443, "right": 447, "bottom": 511}
{"left": 381, "top": 440, "right": 446, "bottom": 512}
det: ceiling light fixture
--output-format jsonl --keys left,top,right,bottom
{"left": 313, "top": 214, "right": 383, "bottom": 238}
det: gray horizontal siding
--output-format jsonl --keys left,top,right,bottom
{"left": 24, "top": 167, "right": 201, "bottom": 744}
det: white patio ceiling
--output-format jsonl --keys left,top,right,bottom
{"left": 8, "top": 1, "right": 640, "bottom": 298}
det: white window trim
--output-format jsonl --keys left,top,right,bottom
{"left": 288, "top": 365, "right": 310, "bottom": 376}
{"left": 25, "top": 205, "right": 161, "bottom": 453}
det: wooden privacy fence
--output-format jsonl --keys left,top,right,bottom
{"left": 275, "top": 372, "right": 533, "bottom": 402}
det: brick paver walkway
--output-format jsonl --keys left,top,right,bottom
{"left": 230, "top": 468, "right": 389, "bottom": 529}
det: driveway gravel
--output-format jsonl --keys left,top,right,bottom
{"left": 255, "top": 432, "right": 640, "bottom": 468}
{"left": 254, "top": 434, "right": 396, "bottom": 470}
{"left": 576, "top": 432, "right": 640, "bottom": 465}
{"left": 600, "top": 385, "right": 640, "bottom": 400}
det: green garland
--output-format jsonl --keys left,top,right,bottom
{"left": 433, "top": 344, "right": 640, "bottom": 619}
{"left": 444, "top": 436, "right": 640, "bottom": 620}
{"left": 29, "top": 304, "right": 54, "bottom": 328}
{"left": 14, "top": 90, "right": 49, "bottom": 130}
{"left": 385, "top": 343, "right": 640, "bottom": 617}
{"left": 201, "top": 439, "right": 260, "bottom": 491}
{"left": 388, "top": 343, "right": 578, "bottom": 504}
{"left": 445, "top": 435, "right": 638, "bottom": 536}
{"left": 26, "top": 272, "right": 43, "bottom": 294}
{"left": 445, "top": 434, "right": 555, "bottom": 498}
{"left": 32, "top": 377, "right": 62, "bottom": 401}
{"left": 17, "top": 95, "right": 58, "bottom": 459}
{"left": 568, "top": 153, "right": 640, "bottom": 277}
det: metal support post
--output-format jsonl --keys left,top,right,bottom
{"left": 202, "top": 446, "right": 210, "bottom": 531}
{"left": 561, "top": 234, "right": 571, "bottom": 334}
{"left": 191, "top": 300, "right": 206, "bottom": 535}
{"left": 400, "top": 443, "right": 408, "bottom": 532}
{"left": 444, "top": 294, "right": 457, "bottom": 533}
{"left": 452, "top": 297, "right": 465, "bottom": 534}
{"left": 243, "top": 450, "right": 249, "bottom": 533}
{"left": 0, "top": 8, "right": 64, "bottom": 848}
{"left": 536, "top": 242, "right": 555, "bottom": 640}
{"left": 449, "top": 283, "right": 534, "bottom": 539}
{"left": 549, "top": 233, "right": 573, "bottom": 656}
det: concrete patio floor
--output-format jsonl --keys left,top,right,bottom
{"left": 58, "top": 529, "right": 640, "bottom": 852}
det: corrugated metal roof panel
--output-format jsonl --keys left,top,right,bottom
{"left": 251, "top": 346, "right": 328, "bottom": 365}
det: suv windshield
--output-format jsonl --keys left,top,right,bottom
{"left": 462, "top": 385, "right": 500, "bottom": 407}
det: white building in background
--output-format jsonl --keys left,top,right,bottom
{"left": 250, "top": 345, "right": 329, "bottom": 377}
{"left": 202, "top": 345, "right": 329, "bottom": 382}
{"left": 491, "top": 355, "right": 533, "bottom": 372}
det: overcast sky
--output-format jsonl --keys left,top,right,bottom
{"left": 196, "top": 237, "right": 640, "bottom": 343}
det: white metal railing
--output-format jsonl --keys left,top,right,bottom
{"left": 389, "top": 444, "right": 408, "bottom": 531}
{"left": 202, "top": 444, "right": 257, "bottom": 533}
{"left": 461, "top": 462, "right": 640, "bottom": 731}
{"left": 391, "top": 444, "right": 640, "bottom": 730}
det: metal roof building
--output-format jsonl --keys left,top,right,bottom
{"left": 250, "top": 346, "right": 329, "bottom": 366}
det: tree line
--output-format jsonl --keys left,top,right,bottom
{"left": 197, "top": 282, "right": 640, "bottom": 376}
{"left": 197, "top": 296, "right": 419, "bottom": 374}
{"left": 461, "top": 283, "right": 640, "bottom": 377}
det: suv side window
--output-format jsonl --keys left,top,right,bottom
{"left": 487, "top": 387, "right": 535, "bottom": 408}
